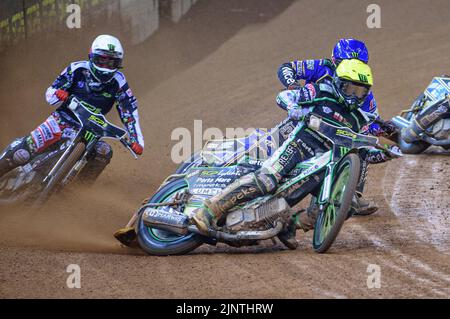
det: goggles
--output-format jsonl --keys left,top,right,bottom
{"left": 339, "top": 79, "right": 370, "bottom": 101}
{"left": 91, "top": 54, "right": 122, "bottom": 70}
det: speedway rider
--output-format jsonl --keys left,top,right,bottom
{"left": 192, "top": 59, "right": 400, "bottom": 249}
{"left": 0, "top": 35, "right": 144, "bottom": 183}
{"left": 277, "top": 38, "right": 397, "bottom": 216}
{"left": 402, "top": 93, "right": 450, "bottom": 143}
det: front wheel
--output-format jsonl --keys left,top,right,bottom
{"left": 313, "top": 153, "right": 361, "bottom": 253}
{"left": 137, "top": 179, "right": 203, "bottom": 255}
{"left": 33, "top": 142, "right": 86, "bottom": 207}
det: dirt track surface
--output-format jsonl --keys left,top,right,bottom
{"left": 0, "top": 0, "right": 449, "bottom": 298}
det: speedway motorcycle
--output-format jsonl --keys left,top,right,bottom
{"left": 133, "top": 115, "right": 400, "bottom": 255}
{"left": 0, "top": 96, "right": 137, "bottom": 207}
{"left": 391, "top": 76, "right": 450, "bottom": 154}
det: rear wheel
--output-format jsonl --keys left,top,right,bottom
{"left": 137, "top": 179, "right": 203, "bottom": 255}
{"left": 313, "top": 153, "right": 360, "bottom": 253}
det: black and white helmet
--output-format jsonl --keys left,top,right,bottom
{"left": 89, "top": 35, "right": 124, "bottom": 83}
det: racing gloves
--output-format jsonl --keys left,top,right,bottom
{"left": 55, "top": 89, "right": 69, "bottom": 102}
{"left": 131, "top": 142, "right": 144, "bottom": 156}
{"left": 288, "top": 108, "right": 304, "bottom": 121}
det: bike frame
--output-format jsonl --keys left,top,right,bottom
{"left": 43, "top": 97, "right": 134, "bottom": 187}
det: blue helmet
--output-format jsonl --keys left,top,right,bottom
{"left": 332, "top": 38, "right": 369, "bottom": 65}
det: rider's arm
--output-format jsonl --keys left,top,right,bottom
{"left": 277, "top": 59, "right": 334, "bottom": 88}
{"left": 276, "top": 84, "right": 318, "bottom": 118}
{"left": 361, "top": 93, "right": 383, "bottom": 136}
{"left": 115, "top": 73, "right": 145, "bottom": 152}
{"left": 45, "top": 63, "right": 79, "bottom": 106}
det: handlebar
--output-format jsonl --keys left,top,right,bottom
{"left": 308, "top": 115, "right": 402, "bottom": 158}
{"left": 120, "top": 137, "right": 139, "bottom": 160}
{"left": 67, "top": 96, "right": 139, "bottom": 160}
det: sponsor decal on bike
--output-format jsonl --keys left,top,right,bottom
{"left": 339, "top": 147, "right": 351, "bottom": 157}
{"left": 336, "top": 129, "right": 357, "bottom": 139}
{"left": 277, "top": 142, "right": 297, "bottom": 167}
{"left": 191, "top": 188, "right": 221, "bottom": 196}
{"left": 281, "top": 176, "right": 310, "bottom": 197}
{"left": 322, "top": 106, "right": 333, "bottom": 114}
{"left": 84, "top": 131, "right": 96, "bottom": 142}
{"left": 201, "top": 170, "right": 219, "bottom": 176}
{"left": 248, "top": 159, "right": 263, "bottom": 166}
{"left": 299, "top": 140, "right": 314, "bottom": 157}
{"left": 219, "top": 186, "right": 258, "bottom": 211}
{"left": 89, "top": 115, "right": 107, "bottom": 128}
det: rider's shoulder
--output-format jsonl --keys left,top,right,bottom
{"left": 68, "top": 60, "right": 90, "bottom": 73}
{"left": 112, "top": 71, "right": 128, "bottom": 88}
{"left": 317, "top": 80, "right": 335, "bottom": 95}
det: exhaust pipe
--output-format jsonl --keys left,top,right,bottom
{"left": 188, "top": 221, "right": 284, "bottom": 242}
{"left": 142, "top": 208, "right": 190, "bottom": 236}
{"left": 391, "top": 116, "right": 411, "bottom": 130}
{"left": 142, "top": 208, "right": 285, "bottom": 242}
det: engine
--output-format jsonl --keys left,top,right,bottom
{"left": 225, "top": 197, "right": 291, "bottom": 232}
{"left": 431, "top": 118, "right": 450, "bottom": 140}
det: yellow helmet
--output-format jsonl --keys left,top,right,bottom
{"left": 334, "top": 59, "right": 373, "bottom": 110}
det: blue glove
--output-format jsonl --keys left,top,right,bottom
{"left": 288, "top": 107, "right": 304, "bottom": 121}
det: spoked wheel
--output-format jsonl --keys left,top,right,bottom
{"left": 137, "top": 179, "right": 203, "bottom": 256}
{"left": 33, "top": 142, "right": 86, "bottom": 208}
{"left": 313, "top": 153, "right": 361, "bottom": 253}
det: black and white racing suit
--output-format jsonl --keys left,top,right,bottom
{"left": 0, "top": 61, "right": 144, "bottom": 182}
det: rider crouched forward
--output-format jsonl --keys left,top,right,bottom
{"left": 192, "top": 59, "right": 399, "bottom": 249}
{"left": 0, "top": 35, "right": 144, "bottom": 183}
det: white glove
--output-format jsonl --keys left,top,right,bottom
{"left": 288, "top": 107, "right": 304, "bottom": 121}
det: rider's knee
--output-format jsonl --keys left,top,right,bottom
{"left": 3, "top": 137, "right": 32, "bottom": 166}
{"left": 92, "top": 141, "right": 113, "bottom": 165}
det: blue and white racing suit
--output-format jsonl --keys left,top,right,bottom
{"left": 277, "top": 58, "right": 384, "bottom": 136}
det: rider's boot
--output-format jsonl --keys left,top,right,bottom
{"left": 114, "top": 227, "right": 138, "bottom": 247}
{"left": 77, "top": 141, "right": 113, "bottom": 185}
{"left": 351, "top": 193, "right": 378, "bottom": 216}
{"left": 192, "top": 173, "right": 267, "bottom": 235}
{"left": 349, "top": 162, "right": 378, "bottom": 216}
{"left": 277, "top": 217, "right": 298, "bottom": 250}
{"left": 0, "top": 137, "right": 32, "bottom": 177}
{"left": 295, "top": 205, "right": 320, "bottom": 232}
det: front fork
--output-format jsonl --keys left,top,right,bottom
{"left": 43, "top": 133, "right": 91, "bottom": 186}
{"left": 318, "top": 162, "right": 335, "bottom": 210}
